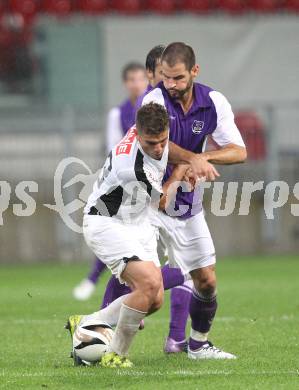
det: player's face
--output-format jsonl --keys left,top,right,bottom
{"left": 137, "top": 129, "right": 169, "bottom": 160}
{"left": 124, "top": 70, "right": 148, "bottom": 100}
{"left": 162, "top": 61, "right": 199, "bottom": 100}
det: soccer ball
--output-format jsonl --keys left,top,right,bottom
{"left": 73, "top": 321, "right": 114, "bottom": 364}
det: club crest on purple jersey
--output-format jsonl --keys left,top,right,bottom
{"left": 192, "top": 120, "right": 204, "bottom": 134}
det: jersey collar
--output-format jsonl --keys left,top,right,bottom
{"left": 158, "top": 81, "right": 212, "bottom": 115}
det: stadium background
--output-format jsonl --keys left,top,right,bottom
{"left": 1, "top": 2, "right": 299, "bottom": 389}
{"left": 1, "top": 2, "right": 299, "bottom": 264}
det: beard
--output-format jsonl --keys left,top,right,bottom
{"left": 166, "top": 78, "right": 193, "bottom": 101}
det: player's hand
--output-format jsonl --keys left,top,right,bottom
{"left": 189, "top": 155, "right": 220, "bottom": 181}
{"left": 183, "top": 167, "right": 208, "bottom": 190}
{"left": 183, "top": 167, "right": 197, "bottom": 190}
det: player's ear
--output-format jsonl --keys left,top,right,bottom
{"left": 191, "top": 64, "right": 200, "bottom": 78}
{"left": 146, "top": 70, "right": 154, "bottom": 83}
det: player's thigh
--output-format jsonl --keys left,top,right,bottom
{"left": 83, "top": 215, "right": 157, "bottom": 282}
{"left": 157, "top": 237, "right": 167, "bottom": 261}
{"left": 138, "top": 223, "right": 160, "bottom": 268}
{"left": 158, "top": 211, "right": 216, "bottom": 274}
{"left": 83, "top": 215, "right": 136, "bottom": 260}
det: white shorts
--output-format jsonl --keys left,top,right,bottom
{"left": 83, "top": 215, "right": 160, "bottom": 283}
{"left": 150, "top": 211, "right": 216, "bottom": 275}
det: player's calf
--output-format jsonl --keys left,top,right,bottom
{"left": 140, "top": 276, "right": 164, "bottom": 314}
{"left": 107, "top": 260, "right": 163, "bottom": 358}
{"left": 108, "top": 303, "right": 147, "bottom": 357}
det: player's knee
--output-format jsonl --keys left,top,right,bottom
{"left": 148, "top": 289, "right": 164, "bottom": 315}
{"left": 198, "top": 276, "right": 216, "bottom": 297}
{"left": 151, "top": 286, "right": 164, "bottom": 311}
{"left": 192, "top": 268, "right": 217, "bottom": 298}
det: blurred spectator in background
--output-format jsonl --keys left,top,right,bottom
{"left": 73, "top": 61, "right": 148, "bottom": 300}
{"left": 0, "top": 14, "right": 35, "bottom": 94}
{"left": 105, "top": 62, "right": 148, "bottom": 153}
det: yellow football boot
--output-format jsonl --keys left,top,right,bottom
{"left": 100, "top": 352, "right": 133, "bottom": 368}
{"left": 65, "top": 314, "right": 83, "bottom": 338}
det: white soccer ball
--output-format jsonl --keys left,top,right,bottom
{"left": 73, "top": 321, "right": 114, "bottom": 364}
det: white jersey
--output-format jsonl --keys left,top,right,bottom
{"left": 85, "top": 126, "right": 168, "bottom": 223}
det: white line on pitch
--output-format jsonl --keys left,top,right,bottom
{"left": 0, "top": 315, "right": 297, "bottom": 325}
{"left": 1, "top": 370, "right": 298, "bottom": 378}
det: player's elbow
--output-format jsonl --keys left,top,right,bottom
{"left": 238, "top": 146, "right": 247, "bottom": 163}
{"left": 232, "top": 145, "right": 247, "bottom": 163}
{"left": 159, "top": 195, "right": 167, "bottom": 211}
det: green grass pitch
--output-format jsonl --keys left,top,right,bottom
{"left": 1, "top": 256, "right": 298, "bottom": 389}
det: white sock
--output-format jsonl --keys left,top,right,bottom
{"left": 83, "top": 294, "right": 129, "bottom": 327}
{"left": 190, "top": 328, "right": 209, "bottom": 342}
{"left": 109, "top": 303, "right": 147, "bottom": 356}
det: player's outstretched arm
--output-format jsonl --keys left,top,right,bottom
{"left": 168, "top": 141, "right": 220, "bottom": 182}
{"left": 199, "top": 143, "right": 247, "bottom": 165}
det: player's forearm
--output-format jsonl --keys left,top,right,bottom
{"left": 168, "top": 141, "right": 195, "bottom": 165}
{"left": 200, "top": 144, "right": 247, "bottom": 165}
{"left": 159, "top": 164, "right": 188, "bottom": 210}
{"left": 169, "top": 141, "right": 220, "bottom": 181}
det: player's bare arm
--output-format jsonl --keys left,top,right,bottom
{"left": 168, "top": 141, "right": 220, "bottom": 181}
{"left": 199, "top": 143, "right": 247, "bottom": 165}
{"left": 159, "top": 164, "right": 189, "bottom": 210}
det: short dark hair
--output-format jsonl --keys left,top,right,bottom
{"left": 136, "top": 103, "right": 169, "bottom": 136}
{"left": 145, "top": 45, "right": 165, "bottom": 75}
{"left": 161, "top": 42, "right": 196, "bottom": 71}
{"left": 122, "top": 62, "right": 146, "bottom": 81}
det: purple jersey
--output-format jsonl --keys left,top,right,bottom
{"left": 119, "top": 98, "right": 136, "bottom": 135}
{"left": 140, "top": 81, "right": 244, "bottom": 218}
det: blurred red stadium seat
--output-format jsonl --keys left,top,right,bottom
{"left": 77, "top": 0, "right": 109, "bottom": 13}
{"left": 0, "top": 1, "right": 8, "bottom": 15}
{"left": 285, "top": 0, "right": 299, "bottom": 12}
{"left": 146, "top": 0, "right": 177, "bottom": 13}
{"left": 42, "top": 0, "right": 73, "bottom": 15}
{"left": 216, "top": 0, "right": 245, "bottom": 13}
{"left": 234, "top": 111, "right": 266, "bottom": 160}
{"left": 247, "top": 0, "right": 279, "bottom": 12}
{"left": 111, "top": 0, "right": 142, "bottom": 14}
{"left": 9, "top": 0, "right": 38, "bottom": 22}
{"left": 181, "top": 0, "right": 213, "bottom": 13}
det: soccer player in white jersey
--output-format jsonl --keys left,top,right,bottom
{"left": 73, "top": 62, "right": 148, "bottom": 301}
{"left": 83, "top": 103, "right": 169, "bottom": 367}
{"left": 70, "top": 102, "right": 210, "bottom": 367}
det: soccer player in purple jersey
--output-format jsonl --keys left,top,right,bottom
{"left": 142, "top": 42, "right": 247, "bottom": 359}
{"left": 73, "top": 62, "right": 148, "bottom": 301}
{"left": 101, "top": 45, "right": 195, "bottom": 354}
